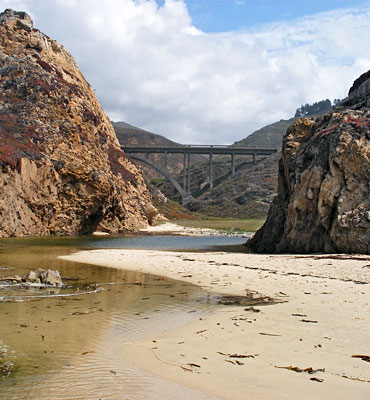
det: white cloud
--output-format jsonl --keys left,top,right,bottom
{"left": 0, "top": 0, "right": 370, "bottom": 144}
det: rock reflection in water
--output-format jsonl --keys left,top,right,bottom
{"left": 0, "top": 240, "right": 217, "bottom": 400}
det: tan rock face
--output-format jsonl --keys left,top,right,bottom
{"left": 0, "top": 9, "right": 156, "bottom": 237}
{"left": 247, "top": 71, "right": 370, "bottom": 254}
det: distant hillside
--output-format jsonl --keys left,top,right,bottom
{"left": 113, "top": 121, "right": 178, "bottom": 147}
{"left": 113, "top": 99, "right": 335, "bottom": 220}
{"left": 112, "top": 121, "right": 204, "bottom": 181}
{"left": 233, "top": 99, "right": 333, "bottom": 149}
{"left": 156, "top": 117, "right": 293, "bottom": 217}
{"left": 186, "top": 151, "right": 280, "bottom": 218}
{"left": 232, "top": 118, "right": 295, "bottom": 149}
{"left": 294, "top": 98, "right": 334, "bottom": 118}
{"left": 157, "top": 148, "right": 280, "bottom": 219}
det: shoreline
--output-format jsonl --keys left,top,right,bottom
{"left": 60, "top": 243, "right": 370, "bottom": 399}
{"left": 139, "top": 221, "right": 253, "bottom": 238}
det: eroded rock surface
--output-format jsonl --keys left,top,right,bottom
{"left": 0, "top": 9, "right": 156, "bottom": 236}
{"left": 1, "top": 268, "right": 63, "bottom": 286}
{"left": 247, "top": 71, "right": 370, "bottom": 254}
{"left": 23, "top": 268, "right": 63, "bottom": 286}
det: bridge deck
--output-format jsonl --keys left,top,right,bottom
{"left": 122, "top": 145, "right": 278, "bottom": 156}
{"left": 123, "top": 145, "right": 278, "bottom": 205}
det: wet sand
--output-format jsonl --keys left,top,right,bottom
{"left": 61, "top": 228, "right": 370, "bottom": 400}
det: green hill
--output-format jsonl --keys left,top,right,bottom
{"left": 232, "top": 118, "right": 295, "bottom": 149}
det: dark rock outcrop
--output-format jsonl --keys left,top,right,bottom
{"left": 0, "top": 9, "right": 156, "bottom": 237}
{"left": 247, "top": 71, "right": 370, "bottom": 254}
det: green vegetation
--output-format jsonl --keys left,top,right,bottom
{"left": 153, "top": 198, "right": 196, "bottom": 220}
{"left": 294, "top": 99, "right": 332, "bottom": 118}
{"left": 173, "top": 218, "right": 265, "bottom": 233}
{"left": 150, "top": 177, "right": 164, "bottom": 185}
{"left": 153, "top": 196, "right": 265, "bottom": 232}
{"left": 232, "top": 118, "right": 294, "bottom": 149}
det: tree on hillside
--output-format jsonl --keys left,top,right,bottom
{"left": 294, "top": 99, "right": 332, "bottom": 118}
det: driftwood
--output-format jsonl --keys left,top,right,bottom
{"left": 352, "top": 355, "right": 370, "bottom": 363}
{"left": 218, "top": 352, "right": 257, "bottom": 359}
{"left": 275, "top": 365, "right": 325, "bottom": 374}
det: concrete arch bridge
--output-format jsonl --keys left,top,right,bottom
{"left": 122, "top": 145, "right": 278, "bottom": 205}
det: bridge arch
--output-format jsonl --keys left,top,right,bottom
{"left": 123, "top": 145, "right": 277, "bottom": 205}
{"left": 128, "top": 154, "right": 193, "bottom": 205}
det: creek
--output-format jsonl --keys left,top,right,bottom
{"left": 0, "top": 234, "right": 246, "bottom": 400}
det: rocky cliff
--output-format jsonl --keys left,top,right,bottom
{"left": 0, "top": 9, "right": 156, "bottom": 237}
{"left": 247, "top": 71, "right": 370, "bottom": 254}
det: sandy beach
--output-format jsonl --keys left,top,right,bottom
{"left": 61, "top": 225, "right": 370, "bottom": 400}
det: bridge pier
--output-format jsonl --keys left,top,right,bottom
{"left": 181, "top": 153, "right": 194, "bottom": 200}
{"left": 231, "top": 153, "right": 235, "bottom": 175}
{"left": 187, "top": 153, "right": 191, "bottom": 193}
{"left": 183, "top": 153, "right": 186, "bottom": 190}
{"left": 209, "top": 153, "right": 214, "bottom": 188}
{"left": 182, "top": 192, "right": 194, "bottom": 205}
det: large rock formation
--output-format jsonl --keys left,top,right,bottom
{"left": 247, "top": 71, "right": 370, "bottom": 254}
{"left": 0, "top": 9, "right": 156, "bottom": 236}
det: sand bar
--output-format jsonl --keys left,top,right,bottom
{"left": 61, "top": 242, "right": 370, "bottom": 400}
{"left": 140, "top": 221, "right": 248, "bottom": 236}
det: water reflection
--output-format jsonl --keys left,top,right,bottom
{"left": 0, "top": 238, "right": 222, "bottom": 400}
{"left": 0, "top": 233, "right": 247, "bottom": 251}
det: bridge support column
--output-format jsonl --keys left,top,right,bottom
{"left": 209, "top": 153, "right": 213, "bottom": 189}
{"left": 187, "top": 153, "right": 191, "bottom": 193}
{"left": 252, "top": 153, "right": 256, "bottom": 163}
{"left": 182, "top": 192, "right": 194, "bottom": 205}
{"left": 183, "top": 153, "right": 186, "bottom": 191}
{"left": 231, "top": 153, "right": 235, "bottom": 175}
{"left": 164, "top": 151, "right": 168, "bottom": 169}
{"left": 146, "top": 152, "right": 150, "bottom": 160}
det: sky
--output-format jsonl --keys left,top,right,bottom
{"left": 1, "top": 0, "right": 370, "bottom": 144}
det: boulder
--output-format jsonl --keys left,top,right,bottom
{"left": 22, "top": 270, "right": 41, "bottom": 284}
{"left": 22, "top": 268, "right": 63, "bottom": 286}
{"left": 40, "top": 269, "right": 63, "bottom": 287}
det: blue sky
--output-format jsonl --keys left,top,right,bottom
{"left": 157, "top": 0, "right": 370, "bottom": 32}
{"left": 1, "top": 0, "right": 370, "bottom": 143}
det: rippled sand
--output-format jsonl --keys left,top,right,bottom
{"left": 63, "top": 249, "right": 370, "bottom": 400}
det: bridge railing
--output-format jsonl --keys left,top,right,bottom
{"left": 122, "top": 145, "right": 279, "bottom": 152}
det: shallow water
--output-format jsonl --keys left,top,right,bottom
{"left": 0, "top": 235, "right": 237, "bottom": 399}
{"left": 0, "top": 233, "right": 247, "bottom": 251}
